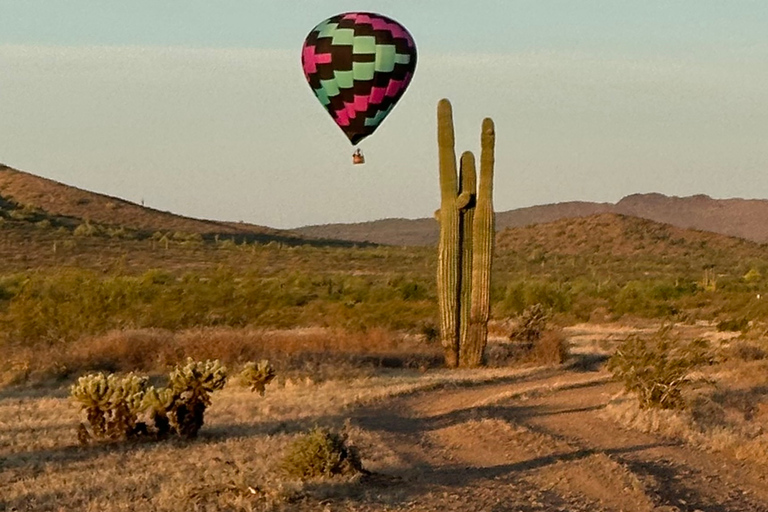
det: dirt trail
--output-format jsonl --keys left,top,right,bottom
{"left": 339, "top": 366, "right": 768, "bottom": 512}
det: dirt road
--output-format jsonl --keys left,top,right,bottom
{"left": 324, "top": 366, "right": 768, "bottom": 512}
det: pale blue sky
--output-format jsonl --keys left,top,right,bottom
{"left": 1, "top": 1, "right": 767, "bottom": 228}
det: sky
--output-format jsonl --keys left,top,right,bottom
{"left": 0, "top": 1, "right": 766, "bottom": 229}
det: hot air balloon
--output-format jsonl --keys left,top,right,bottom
{"left": 301, "top": 12, "right": 417, "bottom": 164}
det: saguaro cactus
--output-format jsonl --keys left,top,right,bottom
{"left": 436, "top": 99, "right": 496, "bottom": 368}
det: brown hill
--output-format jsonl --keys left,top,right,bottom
{"left": 615, "top": 193, "right": 768, "bottom": 243}
{"left": 293, "top": 217, "right": 439, "bottom": 247}
{"left": 496, "top": 212, "right": 761, "bottom": 258}
{"left": 0, "top": 164, "right": 349, "bottom": 246}
{"left": 296, "top": 194, "right": 768, "bottom": 246}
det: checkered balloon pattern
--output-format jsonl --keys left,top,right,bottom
{"left": 302, "top": 12, "right": 417, "bottom": 145}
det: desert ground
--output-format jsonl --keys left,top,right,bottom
{"left": 3, "top": 322, "right": 768, "bottom": 512}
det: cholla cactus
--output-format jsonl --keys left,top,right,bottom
{"left": 70, "top": 360, "right": 229, "bottom": 443}
{"left": 70, "top": 373, "right": 112, "bottom": 439}
{"left": 70, "top": 372, "right": 149, "bottom": 441}
{"left": 238, "top": 360, "right": 276, "bottom": 395}
{"left": 142, "top": 386, "right": 174, "bottom": 439}
{"left": 168, "top": 358, "right": 227, "bottom": 404}
{"left": 166, "top": 359, "right": 228, "bottom": 439}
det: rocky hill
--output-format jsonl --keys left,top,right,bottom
{"left": 296, "top": 194, "right": 768, "bottom": 246}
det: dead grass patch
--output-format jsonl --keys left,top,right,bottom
{"left": 2, "top": 327, "right": 443, "bottom": 386}
{"left": 601, "top": 325, "right": 768, "bottom": 466}
{"left": 605, "top": 361, "right": 768, "bottom": 466}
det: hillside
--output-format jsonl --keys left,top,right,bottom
{"left": 0, "top": 164, "right": 343, "bottom": 246}
{"left": 496, "top": 212, "right": 761, "bottom": 259}
{"left": 490, "top": 212, "right": 768, "bottom": 290}
{"left": 296, "top": 194, "right": 768, "bottom": 246}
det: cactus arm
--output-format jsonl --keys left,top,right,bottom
{"left": 436, "top": 99, "right": 461, "bottom": 368}
{"left": 456, "top": 191, "right": 473, "bottom": 210}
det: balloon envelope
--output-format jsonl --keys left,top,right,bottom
{"left": 301, "top": 12, "right": 417, "bottom": 145}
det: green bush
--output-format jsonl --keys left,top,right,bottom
{"left": 501, "top": 281, "right": 572, "bottom": 316}
{"left": 280, "top": 427, "right": 363, "bottom": 480}
{"left": 73, "top": 222, "right": 101, "bottom": 237}
{"left": 607, "top": 327, "right": 709, "bottom": 409}
{"left": 0, "top": 268, "right": 439, "bottom": 345}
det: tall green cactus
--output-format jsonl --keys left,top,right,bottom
{"left": 463, "top": 118, "right": 495, "bottom": 367}
{"left": 436, "top": 99, "right": 495, "bottom": 368}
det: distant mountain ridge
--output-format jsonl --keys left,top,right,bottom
{"left": 0, "top": 164, "right": 357, "bottom": 247}
{"left": 4, "top": 163, "right": 768, "bottom": 248}
{"left": 296, "top": 193, "right": 768, "bottom": 246}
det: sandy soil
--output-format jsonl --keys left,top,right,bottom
{"left": 3, "top": 323, "right": 768, "bottom": 511}
{"left": 318, "top": 365, "right": 768, "bottom": 511}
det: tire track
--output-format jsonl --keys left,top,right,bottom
{"left": 346, "top": 368, "right": 768, "bottom": 511}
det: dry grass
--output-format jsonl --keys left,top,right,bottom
{"left": 1, "top": 327, "right": 443, "bottom": 386}
{"left": 604, "top": 352, "right": 768, "bottom": 466}
{"left": 0, "top": 364, "right": 544, "bottom": 511}
{"left": 529, "top": 329, "right": 570, "bottom": 365}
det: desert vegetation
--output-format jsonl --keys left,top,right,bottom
{"left": 5, "top": 213, "right": 768, "bottom": 384}
{"left": 605, "top": 323, "right": 768, "bottom": 469}
{"left": 5, "top": 165, "right": 768, "bottom": 509}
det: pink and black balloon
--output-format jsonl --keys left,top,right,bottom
{"left": 301, "top": 12, "right": 417, "bottom": 145}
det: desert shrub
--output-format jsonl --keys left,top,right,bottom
{"left": 73, "top": 221, "right": 101, "bottom": 237}
{"left": 724, "top": 340, "right": 768, "bottom": 362}
{"left": 487, "top": 306, "right": 569, "bottom": 366}
{"left": 0, "top": 274, "right": 23, "bottom": 303}
{"left": 489, "top": 329, "right": 569, "bottom": 367}
{"left": 688, "top": 394, "right": 728, "bottom": 430}
{"left": 501, "top": 281, "right": 572, "bottom": 316}
{"left": 743, "top": 268, "right": 762, "bottom": 283}
{"left": 394, "top": 278, "right": 430, "bottom": 301}
{"left": 529, "top": 329, "right": 569, "bottom": 365}
{"left": 418, "top": 321, "right": 440, "bottom": 344}
{"left": 39, "top": 326, "right": 438, "bottom": 383}
{"left": 509, "top": 304, "right": 549, "bottom": 345}
{"left": 280, "top": 427, "right": 363, "bottom": 480}
{"left": 608, "top": 327, "right": 710, "bottom": 409}
{"left": 9, "top": 209, "right": 36, "bottom": 221}
{"left": 2, "top": 270, "right": 144, "bottom": 345}
{"left": 238, "top": 360, "right": 276, "bottom": 395}
{"left": 0, "top": 267, "right": 438, "bottom": 345}
{"left": 717, "top": 317, "right": 749, "bottom": 332}
{"left": 610, "top": 280, "right": 686, "bottom": 318}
